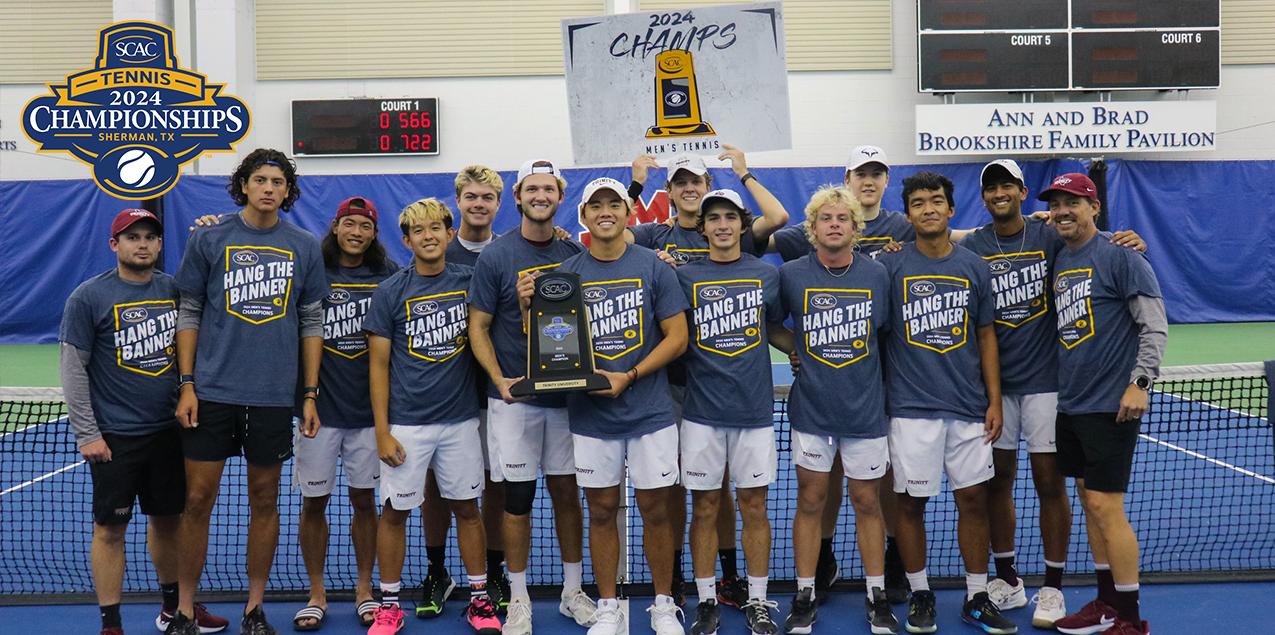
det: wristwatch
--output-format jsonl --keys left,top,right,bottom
{"left": 1134, "top": 375, "right": 1153, "bottom": 391}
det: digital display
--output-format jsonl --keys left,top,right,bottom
{"left": 920, "top": 32, "right": 1069, "bottom": 91}
{"left": 919, "top": 0, "right": 1067, "bottom": 31}
{"left": 1072, "top": 30, "right": 1220, "bottom": 90}
{"left": 292, "top": 99, "right": 438, "bottom": 156}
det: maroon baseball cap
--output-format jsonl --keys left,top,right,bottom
{"left": 110, "top": 209, "right": 162, "bottom": 237}
{"left": 336, "top": 197, "right": 378, "bottom": 223}
{"left": 1037, "top": 173, "right": 1097, "bottom": 201}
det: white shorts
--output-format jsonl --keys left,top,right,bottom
{"left": 293, "top": 425, "right": 380, "bottom": 497}
{"left": 573, "top": 426, "right": 680, "bottom": 490}
{"left": 791, "top": 431, "right": 889, "bottom": 481}
{"left": 381, "top": 419, "right": 484, "bottom": 509}
{"left": 889, "top": 417, "right": 994, "bottom": 498}
{"left": 993, "top": 392, "right": 1059, "bottom": 453}
{"left": 486, "top": 399, "right": 574, "bottom": 483}
{"left": 680, "top": 420, "right": 776, "bottom": 490}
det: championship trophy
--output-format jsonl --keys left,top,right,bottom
{"left": 646, "top": 50, "right": 715, "bottom": 138}
{"left": 510, "top": 271, "right": 610, "bottom": 396}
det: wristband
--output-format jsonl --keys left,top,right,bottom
{"left": 627, "top": 368, "right": 639, "bottom": 386}
{"left": 179, "top": 374, "right": 194, "bottom": 387}
{"left": 740, "top": 172, "right": 756, "bottom": 186}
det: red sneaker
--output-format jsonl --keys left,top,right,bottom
{"left": 1105, "top": 619, "right": 1150, "bottom": 635}
{"left": 1055, "top": 599, "right": 1119, "bottom": 635}
{"left": 157, "top": 604, "right": 230, "bottom": 633}
{"left": 369, "top": 605, "right": 405, "bottom": 635}
{"left": 467, "top": 595, "right": 503, "bottom": 635}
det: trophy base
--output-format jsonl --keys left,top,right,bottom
{"left": 646, "top": 122, "right": 715, "bottom": 138}
{"left": 510, "top": 374, "right": 612, "bottom": 397}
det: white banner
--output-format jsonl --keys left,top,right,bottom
{"left": 915, "top": 101, "right": 1216, "bottom": 156}
{"left": 562, "top": 2, "right": 792, "bottom": 166}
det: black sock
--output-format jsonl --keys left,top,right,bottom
{"left": 993, "top": 554, "right": 1019, "bottom": 585}
{"left": 1044, "top": 563, "right": 1065, "bottom": 590}
{"left": 1114, "top": 587, "right": 1140, "bottom": 624}
{"left": 427, "top": 545, "right": 447, "bottom": 574}
{"left": 1095, "top": 567, "right": 1116, "bottom": 606}
{"left": 486, "top": 549, "right": 505, "bottom": 574}
{"left": 885, "top": 536, "right": 900, "bottom": 561}
{"left": 101, "top": 603, "right": 122, "bottom": 629}
{"left": 719, "top": 548, "right": 738, "bottom": 579}
{"left": 672, "top": 549, "right": 684, "bottom": 581}
{"left": 160, "top": 581, "right": 179, "bottom": 612}
{"left": 819, "top": 537, "right": 834, "bottom": 562}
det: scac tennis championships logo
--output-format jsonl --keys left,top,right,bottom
{"left": 22, "top": 21, "right": 250, "bottom": 199}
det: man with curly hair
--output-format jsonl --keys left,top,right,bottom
{"left": 166, "top": 149, "right": 329, "bottom": 635}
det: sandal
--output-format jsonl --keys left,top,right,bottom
{"left": 357, "top": 599, "right": 381, "bottom": 627}
{"left": 292, "top": 605, "right": 326, "bottom": 632}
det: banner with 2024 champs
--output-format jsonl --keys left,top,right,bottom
{"left": 562, "top": 1, "right": 792, "bottom": 166}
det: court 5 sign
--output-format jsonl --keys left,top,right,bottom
{"left": 562, "top": 1, "right": 792, "bottom": 165}
{"left": 22, "top": 21, "right": 250, "bottom": 199}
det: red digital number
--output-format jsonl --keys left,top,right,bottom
{"left": 399, "top": 113, "right": 408, "bottom": 128}
{"left": 379, "top": 135, "right": 389, "bottom": 151}
{"left": 379, "top": 113, "right": 389, "bottom": 129}
{"left": 421, "top": 114, "right": 431, "bottom": 128}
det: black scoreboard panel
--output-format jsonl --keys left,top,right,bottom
{"left": 917, "top": 0, "right": 1220, "bottom": 92}
{"left": 918, "top": 0, "right": 1066, "bottom": 31}
{"left": 920, "top": 32, "right": 1069, "bottom": 91}
{"left": 292, "top": 99, "right": 438, "bottom": 156}
{"left": 1073, "top": 30, "right": 1220, "bottom": 90}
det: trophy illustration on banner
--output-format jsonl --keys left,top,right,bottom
{"left": 511, "top": 271, "right": 611, "bottom": 397}
{"left": 646, "top": 50, "right": 716, "bottom": 138}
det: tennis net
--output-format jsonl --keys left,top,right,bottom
{"left": 1, "top": 361, "right": 1270, "bottom": 601}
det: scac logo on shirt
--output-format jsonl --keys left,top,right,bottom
{"left": 909, "top": 281, "right": 937, "bottom": 296}
{"left": 698, "top": 285, "right": 727, "bottom": 301}
{"left": 412, "top": 300, "right": 439, "bottom": 316}
{"left": 988, "top": 259, "right": 1012, "bottom": 273}
{"left": 802, "top": 288, "right": 873, "bottom": 368}
{"left": 665, "top": 245, "right": 707, "bottom": 264}
{"left": 583, "top": 287, "right": 608, "bottom": 302}
{"left": 540, "top": 278, "right": 574, "bottom": 301}
{"left": 327, "top": 289, "right": 351, "bottom": 304}
{"left": 810, "top": 293, "right": 838, "bottom": 309}
{"left": 232, "top": 251, "right": 259, "bottom": 266}
{"left": 121, "top": 307, "right": 149, "bottom": 322}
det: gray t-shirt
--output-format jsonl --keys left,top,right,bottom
{"left": 780, "top": 254, "right": 892, "bottom": 439}
{"left": 771, "top": 210, "right": 914, "bottom": 262}
{"left": 362, "top": 263, "right": 478, "bottom": 425}
{"left": 630, "top": 221, "right": 763, "bottom": 264}
{"left": 558, "top": 246, "right": 690, "bottom": 439}
{"left": 879, "top": 243, "right": 996, "bottom": 422}
{"left": 958, "top": 217, "right": 1063, "bottom": 395}
{"left": 676, "top": 254, "right": 783, "bottom": 429}
{"left": 59, "top": 270, "right": 181, "bottom": 435}
{"left": 1053, "top": 232, "right": 1162, "bottom": 414}
{"left": 312, "top": 260, "right": 401, "bottom": 428}
{"left": 174, "top": 213, "right": 328, "bottom": 407}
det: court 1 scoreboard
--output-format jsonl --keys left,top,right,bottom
{"left": 918, "top": 0, "right": 1220, "bottom": 92}
{"left": 292, "top": 99, "right": 438, "bottom": 156}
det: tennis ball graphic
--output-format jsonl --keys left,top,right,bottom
{"left": 117, "top": 149, "right": 156, "bottom": 187}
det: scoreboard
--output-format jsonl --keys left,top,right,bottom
{"left": 292, "top": 99, "right": 438, "bottom": 156}
{"left": 918, "top": 0, "right": 1220, "bottom": 92}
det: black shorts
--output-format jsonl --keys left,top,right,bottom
{"left": 90, "top": 428, "right": 186, "bottom": 526}
{"left": 1055, "top": 411, "right": 1140, "bottom": 493}
{"left": 180, "top": 400, "right": 294, "bottom": 465}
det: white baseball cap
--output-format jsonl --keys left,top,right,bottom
{"left": 579, "top": 177, "right": 631, "bottom": 210}
{"left": 517, "top": 159, "right": 559, "bottom": 185}
{"left": 846, "top": 145, "right": 889, "bottom": 172}
{"left": 700, "top": 189, "right": 746, "bottom": 213}
{"left": 980, "top": 159, "right": 1025, "bottom": 187}
{"left": 667, "top": 153, "right": 708, "bottom": 177}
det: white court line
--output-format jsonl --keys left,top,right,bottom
{"left": 0, "top": 460, "right": 86, "bottom": 496}
{"left": 0, "top": 415, "right": 67, "bottom": 439}
{"left": 1154, "top": 389, "right": 1265, "bottom": 421}
{"left": 1139, "top": 433, "right": 1275, "bottom": 485}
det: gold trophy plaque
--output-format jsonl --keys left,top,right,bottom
{"left": 646, "top": 50, "right": 715, "bottom": 138}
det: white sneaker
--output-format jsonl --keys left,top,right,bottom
{"left": 589, "top": 603, "right": 628, "bottom": 635}
{"left": 562, "top": 587, "right": 599, "bottom": 627}
{"left": 648, "top": 602, "right": 685, "bottom": 635}
{"left": 987, "top": 577, "right": 1027, "bottom": 610}
{"left": 506, "top": 597, "right": 534, "bottom": 635}
{"left": 1031, "top": 587, "right": 1066, "bottom": 629}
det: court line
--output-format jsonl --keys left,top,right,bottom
{"left": 0, "top": 416, "right": 67, "bottom": 439}
{"left": 1139, "top": 433, "right": 1275, "bottom": 485}
{"left": 0, "top": 460, "right": 85, "bottom": 496}
{"left": 1154, "top": 389, "right": 1265, "bottom": 421}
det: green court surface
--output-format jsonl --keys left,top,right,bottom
{"left": 1, "top": 322, "right": 1273, "bottom": 389}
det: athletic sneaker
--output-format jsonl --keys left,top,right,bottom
{"left": 589, "top": 603, "right": 628, "bottom": 635}
{"left": 814, "top": 551, "right": 838, "bottom": 605}
{"left": 648, "top": 602, "right": 686, "bottom": 635}
{"left": 884, "top": 550, "right": 910, "bottom": 605}
{"left": 1054, "top": 599, "right": 1118, "bottom": 635}
{"left": 960, "top": 591, "right": 1017, "bottom": 634}
{"left": 468, "top": 595, "right": 503, "bottom": 635}
{"left": 866, "top": 588, "right": 900, "bottom": 635}
{"left": 986, "top": 578, "right": 1027, "bottom": 611}
{"left": 744, "top": 599, "right": 780, "bottom": 635}
{"left": 489, "top": 568, "right": 512, "bottom": 615}
{"left": 904, "top": 590, "right": 937, "bottom": 634}
{"left": 691, "top": 600, "right": 721, "bottom": 635}
{"left": 717, "top": 575, "right": 749, "bottom": 609}
{"left": 561, "top": 587, "right": 599, "bottom": 627}
{"left": 505, "top": 598, "right": 534, "bottom": 635}
{"left": 1030, "top": 588, "right": 1066, "bottom": 629}
{"left": 369, "top": 605, "right": 405, "bottom": 635}
{"left": 783, "top": 588, "right": 817, "bottom": 635}
{"left": 239, "top": 606, "right": 279, "bottom": 635}
{"left": 1103, "top": 620, "right": 1149, "bottom": 635}
{"left": 162, "top": 610, "right": 200, "bottom": 635}
{"left": 416, "top": 569, "right": 457, "bottom": 618}
{"left": 158, "top": 604, "right": 230, "bottom": 633}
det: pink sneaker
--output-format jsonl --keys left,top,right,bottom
{"left": 467, "top": 595, "right": 503, "bottom": 635}
{"left": 369, "top": 605, "right": 405, "bottom": 635}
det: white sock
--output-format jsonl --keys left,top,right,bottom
{"left": 905, "top": 569, "right": 930, "bottom": 592}
{"left": 796, "top": 576, "right": 816, "bottom": 592}
{"left": 509, "top": 569, "right": 529, "bottom": 600}
{"left": 655, "top": 594, "right": 675, "bottom": 608}
{"left": 381, "top": 580, "right": 402, "bottom": 608}
{"left": 563, "top": 561, "right": 584, "bottom": 594}
{"left": 866, "top": 575, "right": 885, "bottom": 600}
{"left": 966, "top": 572, "right": 988, "bottom": 600}
{"left": 598, "top": 598, "right": 619, "bottom": 611}
{"left": 748, "top": 575, "right": 768, "bottom": 602}
{"left": 696, "top": 577, "right": 716, "bottom": 603}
